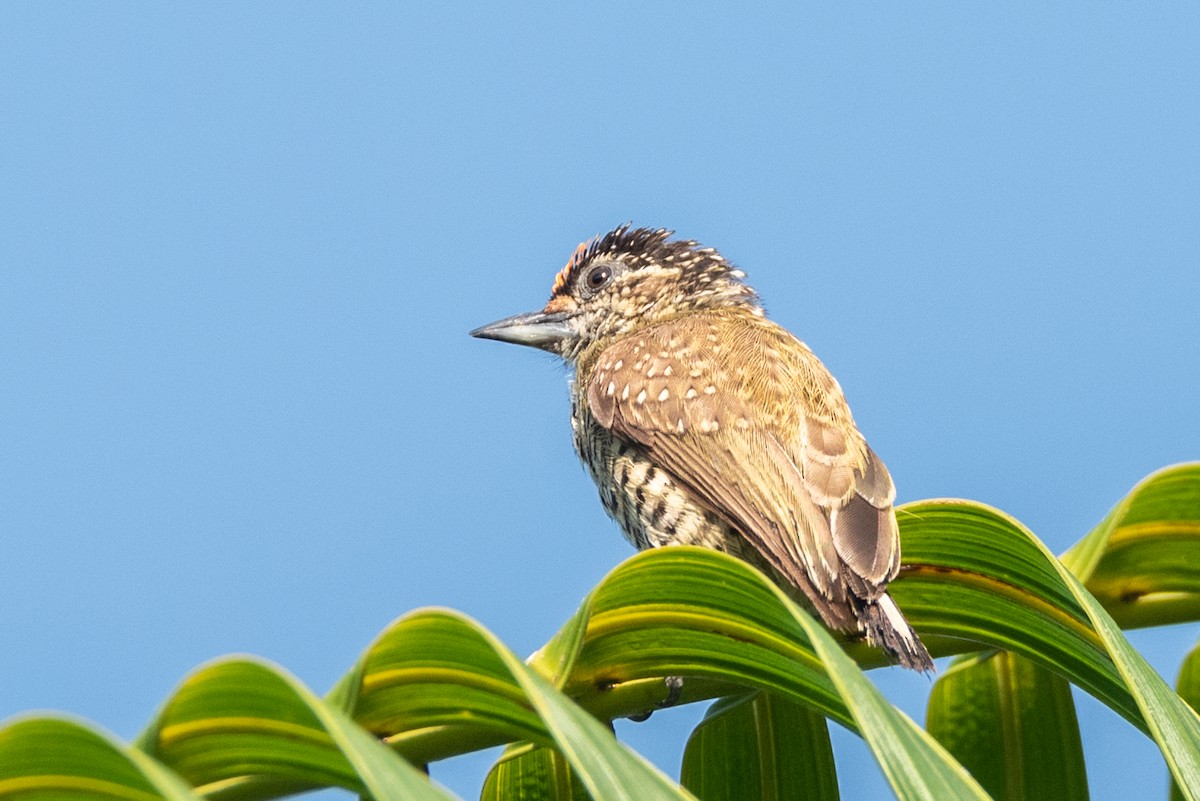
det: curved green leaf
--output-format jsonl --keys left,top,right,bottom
{"left": 341, "top": 608, "right": 549, "bottom": 766}
{"left": 909, "top": 497, "right": 1200, "bottom": 798}
{"left": 137, "top": 657, "right": 456, "bottom": 801}
{"left": 562, "top": 548, "right": 845, "bottom": 725}
{"left": 681, "top": 692, "right": 838, "bottom": 801}
{"left": 926, "top": 652, "right": 1087, "bottom": 801}
{"left": 555, "top": 499, "right": 1200, "bottom": 797}
{"left": 1055, "top": 556, "right": 1200, "bottom": 799}
{"left": 0, "top": 716, "right": 199, "bottom": 801}
{"left": 346, "top": 610, "right": 695, "bottom": 801}
{"left": 8, "top": 464, "right": 1200, "bottom": 800}
{"left": 788, "top": 589, "right": 988, "bottom": 800}
{"left": 1172, "top": 639, "right": 1200, "bottom": 801}
{"left": 893, "top": 500, "right": 1136, "bottom": 728}
{"left": 481, "top": 743, "right": 589, "bottom": 801}
{"left": 558, "top": 502, "right": 1136, "bottom": 733}
{"left": 1062, "top": 463, "right": 1200, "bottom": 628}
{"left": 560, "top": 548, "right": 990, "bottom": 800}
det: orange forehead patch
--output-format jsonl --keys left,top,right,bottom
{"left": 551, "top": 239, "right": 593, "bottom": 296}
{"left": 543, "top": 295, "right": 578, "bottom": 314}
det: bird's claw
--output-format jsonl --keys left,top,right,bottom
{"left": 627, "top": 676, "right": 684, "bottom": 722}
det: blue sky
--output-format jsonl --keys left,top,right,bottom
{"left": 2, "top": 4, "right": 1198, "bottom": 799}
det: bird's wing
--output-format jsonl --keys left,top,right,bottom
{"left": 788, "top": 352, "right": 900, "bottom": 599}
{"left": 586, "top": 318, "right": 847, "bottom": 603}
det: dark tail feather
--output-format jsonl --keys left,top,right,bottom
{"left": 861, "top": 594, "right": 935, "bottom": 673}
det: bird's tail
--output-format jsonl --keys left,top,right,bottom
{"left": 861, "top": 594, "right": 935, "bottom": 673}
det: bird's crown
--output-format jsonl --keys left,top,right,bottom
{"left": 546, "top": 225, "right": 761, "bottom": 329}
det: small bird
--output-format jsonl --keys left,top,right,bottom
{"left": 471, "top": 225, "right": 933, "bottom": 671}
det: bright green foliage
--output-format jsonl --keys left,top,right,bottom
{"left": 482, "top": 744, "right": 589, "bottom": 801}
{"left": 1064, "top": 464, "right": 1200, "bottom": 627}
{"left": 0, "top": 717, "right": 200, "bottom": 801}
{"left": 1, "top": 463, "right": 1198, "bottom": 800}
{"left": 1170, "top": 640, "right": 1200, "bottom": 801}
{"left": 927, "top": 652, "right": 1087, "bottom": 801}
{"left": 682, "top": 692, "right": 839, "bottom": 801}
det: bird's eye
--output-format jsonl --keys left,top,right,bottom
{"left": 585, "top": 264, "right": 613, "bottom": 292}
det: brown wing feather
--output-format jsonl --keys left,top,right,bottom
{"left": 585, "top": 318, "right": 846, "bottom": 607}
{"left": 829, "top": 447, "right": 901, "bottom": 597}
{"left": 802, "top": 411, "right": 901, "bottom": 595}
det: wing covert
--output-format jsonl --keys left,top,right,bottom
{"left": 584, "top": 321, "right": 845, "bottom": 601}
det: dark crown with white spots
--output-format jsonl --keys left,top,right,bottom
{"left": 551, "top": 225, "right": 762, "bottom": 311}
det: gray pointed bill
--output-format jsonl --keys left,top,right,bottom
{"left": 469, "top": 310, "right": 577, "bottom": 352}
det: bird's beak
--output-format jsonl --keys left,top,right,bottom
{"left": 469, "top": 309, "right": 578, "bottom": 352}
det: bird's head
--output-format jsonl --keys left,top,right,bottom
{"left": 470, "top": 225, "right": 761, "bottom": 363}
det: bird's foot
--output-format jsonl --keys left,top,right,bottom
{"left": 627, "top": 676, "right": 684, "bottom": 722}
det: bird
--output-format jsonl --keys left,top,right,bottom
{"left": 470, "top": 225, "right": 933, "bottom": 672}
